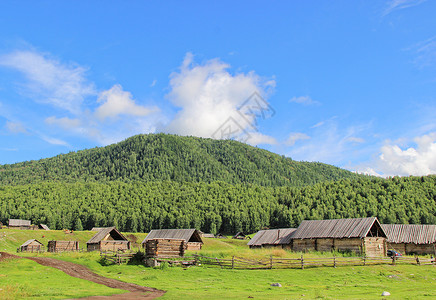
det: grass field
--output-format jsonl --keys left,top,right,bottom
{"left": 1, "top": 229, "right": 435, "bottom": 299}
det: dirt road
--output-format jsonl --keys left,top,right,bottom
{"left": 0, "top": 252, "right": 165, "bottom": 299}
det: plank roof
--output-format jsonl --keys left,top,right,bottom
{"left": 247, "top": 228, "right": 296, "bottom": 246}
{"left": 382, "top": 224, "right": 436, "bottom": 244}
{"left": 20, "top": 239, "right": 43, "bottom": 247}
{"left": 9, "top": 219, "right": 31, "bottom": 226}
{"left": 142, "top": 229, "right": 203, "bottom": 244}
{"left": 39, "top": 224, "right": 50, "bottom": 230}
{"left": 290, "top": 217, "right": 386, "bottom": 239}
{"left": 86, "top": 227, "right": 128, "bottom": 244}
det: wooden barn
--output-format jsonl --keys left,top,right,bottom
{"left": 247, "top": 228, "right": 296, "bottom": 248}
{"left": 382, "top": 224, "right": 436, "bottom": 255}
{"left": 86, "top": 227, "right": 130, "bottom": 252}
{"left": 48, "top": 240, "right": 79, "bottom": 252}
{"left": 19, "top": 239, "right": 43, "bottom": 252}
{"left": 143, "top": 229, "right": 203, "bottom": 251}
{"left": 144, "top": 238, "right": 186, "bottom": 258}
{"left": 289, "top": 217, "right": 387, "bottom": 257}
{"left": 9, "top": 219, "right": 31, "bottom": 229}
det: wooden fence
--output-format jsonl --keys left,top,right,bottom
{"left": 100, "top": 250, "right": 136, "bottom": 265}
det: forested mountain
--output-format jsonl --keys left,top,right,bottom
{"left": 1, "top": 176, "right": 434, "bottom": 233}
{"left": 0, "top": 133, "right": 362, "bottom": 187}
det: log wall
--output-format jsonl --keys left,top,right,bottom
{"left": 145, "top": 239, "right": 185, "bottom": 258}
{"left": 363, "top": 237, "right": 386, "bottom": 257}
{"left": 292, "top": 239, "right": 316, "bottom": 252}
{"left": 48, "top": 241, "right": 79, "bottom": 252}
{"left": 186, "top": 242, "right": 202, "bottom": 251}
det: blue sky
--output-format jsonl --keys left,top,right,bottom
{"left": 0, "top": 1, "right": 435, "bottom": 176}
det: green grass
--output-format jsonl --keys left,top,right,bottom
{"left": 0, "top": 256, "right": 127, "bottom": 299}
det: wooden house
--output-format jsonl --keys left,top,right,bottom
{"left": 48, "top": 240, "right": 79, "bottom": 252}
{"left": 289, "top": 217, "right": 387, "bottom": 257}
{"left": 19, "top": 239, "right": 43, "bottom": 252}
{"left": 382, "top": 224, "right": 436, "bottom": 255}
{"left": 247, "top": 228, "right": 296, "bottom": 248}
{"left": 8, "top": 219, "right": 31, "bottom": 229}
{"left": 232, "top": 232, "right": 248, "bottom": 240}
{"left": 86, "top": 227, "right": 130, "bottom": 252}
{"left": 142, "top": 229, "right": 203, "bottom": 251}
{"left": 144, "top": 238, "right": 186, "bottom": 258}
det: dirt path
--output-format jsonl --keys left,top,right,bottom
{"left": 0, "top": 252, "right": 165, "bottom": 299}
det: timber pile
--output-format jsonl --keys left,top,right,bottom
{"left": 145, "top": 238, "right": 185, "bottom": 258}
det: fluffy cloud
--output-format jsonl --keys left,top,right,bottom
{"left": 0, "top": 50, "right": 95, "bottom": 114}
{"left": 286, "top": 132, "right": 310, "bottom": 146}
{"left": 5, "top": 121, "right": 27, "bottom": 134}
{"left": 164, "top": 53, "right": 275, "bottom": 145}
{"left": 376, "top": 133, "right": 436, "bottom": 176}
{"left": 289, "top": 96, "right": 320, "bottom": 106}
{"left": 95, "top": 84, "right": 158, "bottom": 121}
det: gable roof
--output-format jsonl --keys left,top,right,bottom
{"left": 91, "top": 227, "right": 107, "bottom": 231}
{"left": 382, "top": 224, "right": 436, "bottom": 244}
{"left": 9, "top": 219, "right": 31, "bottom": 226}
{"left": 21, "top": 239, "right": 43, "bottom": 247}
{"left": 39, "top": 224, "right": 50, "bottom": 230}
{"left": 86, "top": 227, "right": 128, "bottom": 244}
{"left": 290, "top": 217, "right": 386, "bottom": 239}
{"left": 247, "top": 228, "right": 296, "bottom": 246}
{"left": 142, "top": 229, "right": 203, "bottom": 244}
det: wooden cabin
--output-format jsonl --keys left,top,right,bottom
{"left": 232, "top": 232, "right": 248, "bottom": 240}
{"left": 19, "top": 239, "right": 43, "bottom": 252}
{"left": 215, "top": 233, "right": 227, "bottom": 239}
{"left": 144, "top": 238, "right": 186, "bottom": 258}
{"left": 48, "top": 240, "right": 79, "bottom": 252}
{"left": 247, "top": 228, "right": 296, "bottom": 248}
{"left": 9, "top": 219, "right": 31, "bottom": 229}
{"left": 142, "top": 229, "right": 203, "bottom": 251}
{"left": 382, "top": 224, "right": 436, "bottom": 255}
{"left": 86, "top": 227, "right": 130, "bottom": 252}
{"left": 289, "top": 217, "right": 387, "bottom": 257}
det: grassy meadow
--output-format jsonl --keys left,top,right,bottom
{"left": 1, "top": 229, "right": 435, "bottom": 299}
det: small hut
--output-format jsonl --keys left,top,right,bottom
{"left": 19, "top": 239, "right": 43, "bottom": 252}
{"left": 48, "top": 240, "right": 79, "bottom": 252}
{"left": 248, "top": 228, "right": 296, "bottom": 248}
{"left": 215, "top": 233, "right": 227, "bottom": 239}
{"left": 232, "top": 232, "right": 248, "bottom": 240}
{"left": 142, "top": 229, "right": 203, "bottom": 251}
{"left": 38, "top": 224, "right": 50, "bottom": 230}
{"left": 289, "top": 217, "right": 387, "bottom": 257}
{"left": 382, "top": 224, "right": 436, "bottom": 255}
{"left": 86, "top": 227, "right": 130, "bottom": 252}
{"left": 9, "top": 219, "right": 31, "bottom": 229}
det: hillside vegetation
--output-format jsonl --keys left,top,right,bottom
{"left": 0, "top": 133, "right": 362, "bottom": 187}
{"left": 1, "top": 176, "right": 434, "bottom": 233}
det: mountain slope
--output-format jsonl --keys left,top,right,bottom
{"left": 0, "top": 133, "right": 363, "bottom": 186}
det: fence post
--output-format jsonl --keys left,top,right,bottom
{"left": 416, "top": 256, "right": 420, "bottom": 265}
{"left": 270, "top": 255, "right": 273, "bottom": 269}
{"left": 232, "top": 256, "right": 234, "bottom": 269}
{"left": 391, "top": 256, "right": 396, "bottom": 265}
{"left": 363, "top": 256, "right": 366, "bottom": 266}
{"left": 301, "top": 254, "right": 304, "bottom": 270}
{"left": 333, "top": 256, "right": 336, "bottom": 268}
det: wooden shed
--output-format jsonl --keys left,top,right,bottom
{"left": 215, "top": 233, "right": 227, "bottom": 239}
{"left": 48, "top": 240, "right": 79, "bottom": 252}
{"left": 9, "top": 219, "right": 31, "bottom": 229}
{"left": 86, "top": 227, "right": 130, "bottom": 252}
{"left": 289, "top": 217, "right": 387, "bottom": 257}
{"left": 247, "top": 228, "right": 296, "bottom": 248}
{"left": 144, "top": 238, "right": 186, "bottom": 258}
{"left": 382, "top": 224, "right": 436, "bottom": 255}
{"left": 232, "top": 232, "right": 248, "bottom": 240}
{"left": 19, "top": 239, "right": 43, "bottom": 252}
{"left": 142, "top": 229, "right": 203, "bottom": 251}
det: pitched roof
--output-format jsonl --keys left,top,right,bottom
{"left": 290, "top": 217, "right": 386, "bottom": 239}
{"left": 21, "top": 239, "right": 43, "bottom": 247}
{"left": 9, "top": 219, "right": 31, "bottom": 226}
{"left": 86, "top": 227, "right": 128, "bottom": 244}
{"left": 91, "top": 227, "right": 107, "bottom": 231}
{"left": 382, "top": 224, "right": 436, "bottom": 244}
{"left": 247, "top": 228, "right": 296, "bottom": 246}
{"left": 39, "top": 224, "right": 50, "bottom": 230}
{"left": 142, "top": 229, "right": 203, "bottom": 244}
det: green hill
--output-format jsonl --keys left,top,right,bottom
{"left": 0, "top": 133, "right": 362, "bottom": 187}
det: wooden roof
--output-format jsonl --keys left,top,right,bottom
{"left": 39, "top": 224, "right": 50, "bottom": 230}
{"left": 91, "top": 227, "right": 107, "bottom": 231}
{"left": 382, "top": 224, "right": 436, "bottom": 244}
{"left": 290, "top": 217, "right": 386, "bottom": 239}
{"left": 247, "top": 228, "right": 296, "bottom": 246}
{"left": 9, "top": 219, "right": 31, "bottom": 226}
{"left": 86, "top": 227, "right": 128, "bottom": 244}
{"left": 20, "top": 239, "right": 43, "bottom": 247}
{"left": 142, "top": 229, "right": 203, "bottom": 244}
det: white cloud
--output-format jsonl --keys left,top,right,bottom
{"left": 311, "top": 121, "right": 325, "bottom": 128}
{"left": 41, "top": 135, "right": 69, "bottom": 146}
{"left": 286, "top": 132, "right": 310, "bottom": 146}
{"left": 5, "top": 121, "right": 27, "bottom": 134}
{"left": 289, "top": 96, "right": 320, "bottom": 106}
{"left": 164, "top": 53, "right": 275, "bottom": 145}
{"left": 346, "top": 136, "right": 365, "bottom": 144}
{"left": 383, "top": 0, "right": 428, "bottom": 16}
{"left": 0, "top": 50, "right": 95, "bottom": 114}
{"left": 246, "top": 132, "right": 277, "bottom": 146}
{"left": 45, "top": 116, "right": 81, "bottom": 129}
{"left": 95, "top": 84, "right": 158, "bottom": 121}
{"left": 375, "top": 133, "right": 436, "bottom": 176}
